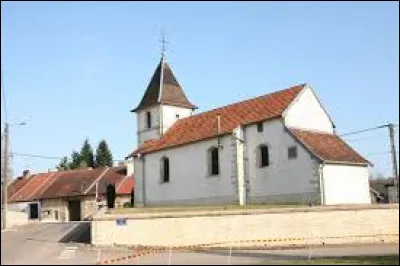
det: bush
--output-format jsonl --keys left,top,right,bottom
{"left": 123, "top": 202, "right": 132, "bottom": 208}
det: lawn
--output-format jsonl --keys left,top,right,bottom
{"left": 261, "top": 255, "right": 399, "bottom": 265}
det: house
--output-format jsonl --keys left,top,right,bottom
{"left": 127, "top": 56, "right": 372, "bottom": 207}
{"left": 7, "top": 165, "right": 134, "bottom": 221}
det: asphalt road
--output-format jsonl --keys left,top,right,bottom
{"left": 1, "top": 222, "right": 91, "bottom": 265}
{"left": 1, "top": 223, "right": 399, "bottom": 265}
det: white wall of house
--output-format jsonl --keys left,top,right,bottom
{"left": 245, "top": 119, "right": 320, "bottom": 204}
{"left": 322, "top": 164, "right": 371, "bottom": 205}
{"left": 283, "top": 86, "right": 334, "bottom": 134}
{"left": 135, "top": 136, "right": 237, "bottom": 206}
{"left": 161, "top": 105, "right": 192, "bottom": 134}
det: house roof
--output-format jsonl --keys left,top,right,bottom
{"left": 39, "top": 168, "right": 108, "bottom": 199}
{"left": 129, "top": 84, "right": 305, "bottom": 156}
{"left": 7, "top": 176, "right": 30, "bottom": 200}
{"left": 288, "top": 128, "right": 369, "bottom": 165}
{"left": 8, "top": 167, "right": 134, "bottom": 203}
{"left": 116, "top": 175, "right": 134, "bottom": 195}
{"left": 131, "top": 57, "right": 197, "bottom": 112}
{"left": 9, "top": 172, "right": 57, "bottom": 203}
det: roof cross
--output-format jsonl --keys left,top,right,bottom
{"left": 159, "top": 30, "right": 168, "bottom": 59}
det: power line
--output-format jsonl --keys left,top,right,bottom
{"left": 339, "top": 124, "right": 388, "bottom": 137}
{"left": 3, "top": 152, "right": 125, "bottom": 163}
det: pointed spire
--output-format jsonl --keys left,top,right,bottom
{"left": 131, "top": 57, "right": 197, "bottom": 112}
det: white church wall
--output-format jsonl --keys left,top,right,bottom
{"left": 322, "top": 164, "right": 371, "bottom": 205}
{"left": 137, "top": 106, "right": 161, "bottom": 145}
{"left": 141, "top": 136, "right": 237, "bottom": 206}
{"left": 161, "top": 105, "right": 193, "bottom": 134}
{"left": 133, "top": 158, "right": 145, "bottom": 206}
{"left": 245, "top": 119, "right": 321, "bottom": 205}
{"left": 284, "top": 86, "right": 334, "bottom": 134}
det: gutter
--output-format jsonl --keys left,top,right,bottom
{"left": 319, "top": 163, "right": 326, "bottom": 205}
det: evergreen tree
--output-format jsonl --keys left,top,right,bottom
{"left": 56, "top": 156, "right": 70, "bottom": 171}
{"left": 68, "top": 151, "right": 81, "bottom": 169}
{"left": 95, "top": 140, "right": 113, "bottom": 167}
{"left": 80, "top": 139, "right": 95, "bottom": 168}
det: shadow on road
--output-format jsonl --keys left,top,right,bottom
{"left": 59, "top": 222, "right": 91, "bottom": 244}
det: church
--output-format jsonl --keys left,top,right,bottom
{"left": 126, "top": 55, "right": 372, "bottom": 207}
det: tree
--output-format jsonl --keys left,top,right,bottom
{"left": 56, "top": 156, "right": 70, "bottom": 171}
{"left": 68, "top": 151, "right": 81, "bottom": 170}
{"left": 95, "top": 140, "right": 113, "bottom": 167}
{"left": 80, "top": 139, "right": 95, "bottom": 168}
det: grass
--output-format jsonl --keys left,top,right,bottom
{"left": 259, "top": 255, "right": 399, "bottom": 265}
{"left": 109, "top": 203, "right": 307, "bottom": 214}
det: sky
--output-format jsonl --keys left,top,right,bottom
{"left": 1, "top": 1, "right": 399, "bottom": 179}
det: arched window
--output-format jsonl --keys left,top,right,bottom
{"left": 258, "top": 145, "right": 269, "bottom": 167}
{"left": 161, "top": 157, "right": 170, "bottom": 183}
{"left": 146, "top": 111, "right": 151, "bottom": 129}
{"left": 209, "top": 147, "right": 220, "bottom": 176}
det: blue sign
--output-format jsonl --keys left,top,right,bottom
{"left": 116, "top": 218, "right": 127, "bottom": 226}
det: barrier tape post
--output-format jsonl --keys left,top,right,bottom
{"left": 97, "top": 248, "right": 101, "bottom": 264}
{"left": 168, "top": 244, "right": 172, "bottom": 265}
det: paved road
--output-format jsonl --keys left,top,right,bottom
{"left": 100, "top": 243, "right": 399, "bottom": 265}
{"left": 1, "top": 222, "right": 93, "bottom": 265}
{"left": 1, "top": 223, "right": 399, "bottom": 265}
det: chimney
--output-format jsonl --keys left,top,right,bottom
{"left": 22, "top": 170, "right": 31, "bottom": 179}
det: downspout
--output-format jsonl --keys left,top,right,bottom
{"left": 142, "top": 155, "right": 146, "bottom": 207}
{"left": 319, "top": 162, "right": 326, "bottom": 205}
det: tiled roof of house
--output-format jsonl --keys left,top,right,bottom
{"left": 8, "top": 167, "right": 132, "bottom": 203}
{"left": 85, "top": 167, "right": 129, "bottom": 196}
{"left": 288, "top": 128, "right": 369, "bottom": 165}
{"left": 116, "top": 176, "right": 134, "bottom": 195}
{"left": 39, "top": 168, "right": 108, "bottom": 199}
{"left": 129, "top": 84, "right": 305, "bottom": 156}
{"left": 9, "top": 172, "right": 57, "bottom": 203}
{"left": 131, "top": 58, "right": 197, "bottom": 112}
{"left": 7, "top": 176, "right": 30, "bottom": 200}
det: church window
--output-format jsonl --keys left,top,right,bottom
{"left": 258, "top": 145, "right": 269, "bottom": 167}
{"left": 209, "top": 147, "right": 220, "bottom": 176}
{"left": 288, "top": 146, "right": 298, "bottom": 159}
{"left": 161, "top": 157, "right": 170, "bottom": 183}
{"left": 146, "top": 112, "right": 151, "bottom": 129}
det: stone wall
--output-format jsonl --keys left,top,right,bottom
{"left": 92, "top": 205, "right": 399, "bottom": 247}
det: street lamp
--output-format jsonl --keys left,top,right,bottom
{"left": 1, "top": 121, "right": 27, "bottom": 231}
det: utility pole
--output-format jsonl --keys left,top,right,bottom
{"left": 2, "top": 122, "right": 10, "bottom": 231}
{"left": 388, "top": 123, "right": 399, "bottom": 203}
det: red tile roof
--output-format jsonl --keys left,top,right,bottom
{"left": 7, "top": 177, "right": 30, "bottom": 200}
{"left": 8, "top": 167, "right": 129, "bottom": 203}
{"left": 39, "top": 168, "right": 108, "bottom": 199}
{"left": 130, "top": 84, "right": 305, "bottom": 156}
{"left": 116, "top": 176, "right": 134, "bottom": 195}
{"left": 9, "top": 172, "right": 56, "bottom": 202}
{"left": 86, "top": 167, "right": 127, "bottom": 196}
{"left": 288, "top": 128, "right": 369, "bottom": 165}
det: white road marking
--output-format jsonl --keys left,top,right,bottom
{"left": 57, "top": 246, "right": 78, "bottom": 259}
